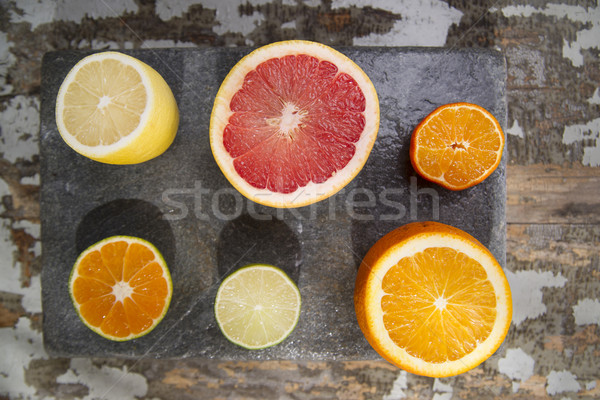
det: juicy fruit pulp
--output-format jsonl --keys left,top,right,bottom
{"left": 382, "top": 246, "right": 496, "bottom": 363}
{"left": 225, "top": 54, "right": 366, "bottom": 194}
{"left": 215, "top": 264, "right": 301, "bottom": 349}
{"left": 61, "top": 58, "right": 147, "bottom": 146}
{"left": 410, "top": 103, "right": 504, "bottom": 190}
{"left": 354, "top": 221, "right": 512, "bottom": 377}
{"left": 210, "top": 40, "right": 379, "bottom": 208}
{"left": 69, "top": 236, "right": 172, "bottom": 341}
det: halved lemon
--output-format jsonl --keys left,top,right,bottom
{"left": 55, "top": 51, "right": 179, "bottom": 164}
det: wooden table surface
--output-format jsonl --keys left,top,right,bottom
{"left": 0, "top": 1, "right": 598, "bottom": 399}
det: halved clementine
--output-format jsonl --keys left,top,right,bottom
{"left": 410, "top": 102, "right": 504, "bottom": 190}
{"left": 69, "top": 236, "right": 172, "bottom": 341}
{"left": 210, "top": 40, "right": 379, "bottom": 208}
{"left": 354, "top": 221, "right": 512, "bottom": 377}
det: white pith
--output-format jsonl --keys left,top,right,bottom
{"left": 112, "top": 280, "right": 133, "bottom": 303}
{"left": 268, "top": 102, "right": 306, "bottom": 136}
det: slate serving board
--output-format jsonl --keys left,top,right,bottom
{"left": 40, "top": 47, "right": 506, "bottom": 359}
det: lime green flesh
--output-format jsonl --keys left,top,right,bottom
{"left": 214, "top": 264, "right": 301, "bottom": 349}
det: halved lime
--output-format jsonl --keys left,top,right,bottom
{"left": 214, "top": 264, "right": 301, "bottom": 349}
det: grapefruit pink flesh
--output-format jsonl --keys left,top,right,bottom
{"left": 223, "top": 54, "right": 367, "bottom": 194}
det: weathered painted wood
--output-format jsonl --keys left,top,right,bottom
{"left": 507, "top": 164, "right": 600, "bottom": 224}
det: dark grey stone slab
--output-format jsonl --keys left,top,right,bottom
{"left": 40, "top": 47, "right": 506, "bottom": 359}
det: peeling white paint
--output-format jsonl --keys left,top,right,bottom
{"left": 56, "top": 358, "right": 148, "bottom": 400}
{"left": 9, "top": 0, "right": 56, "bottom": 29}
{"left": 281, "top": 20, "right": 297, "bottom": 30}
{"left": 589, "top": 88, "right": 600, "bottom": 105}
{"left": 505, "top": 47, "right": 546, "bottom": 87}
{"left": 154, "top": 0, "right": 462, "bottom": 44}
{"left": 20, "top": 173, "right": 40, "bottom": 185}
{"left": 0, "top": 317, "right": 47, "bottom": 398}
{"left": 0, "top": 218, "right": 42, "bottom": 314}
{"left": 71, "top": 39, "right": 136, "bottom": 50}
{"left": 562, "top": 117, "right": 600, "bottom": 167}
{"left": 13, "top": 220, "right": 41, "bottom": 314}
{"left": 0, "top": 95, "right": 40, "bottom": 163}
{"left": 155, "top": 0, "right": 199, "bottom": 20}
{"left": 501, "top": 4, "right": 600, "bottom": 67}
{"left": 572, "top": 298, "right": 600, "bottom": 325}
{"left": 0, "top": 32, "right": 16, "bottom": 95}
{"left": 432, "top": 378, "right": 453, "bottom": 400}
{"left": 498, "top": 348, "right": 535, "bottom": 392}
{"left": 155, "top": 0, "right": 270, "bottom": 37}
{"left": 383, "top": 370, "right": 407, "bottom": 399}
{"left": 546, "top": 370, "right": 581, "bottom": 396}
{"left": 332, "top": 0, "right": 462, "bottom": 46}
{"left": 506, "top": 119, "right": 525, "bottom": 138}
{"left": 54, "top": 0, "right": 138, "bottom": 24}
{"left": 11, "top": 0, "right": 138, "bottom": 27}
{"left": 505, "top": 270, "right": 567, "bottom": 326}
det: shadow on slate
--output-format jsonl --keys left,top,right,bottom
{"left": 75, "top": 198, "right": 176, "bottom": 268}
{"left": 216, "top": 213, "right": 302, "bottom": 283}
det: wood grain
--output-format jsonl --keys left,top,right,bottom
{"left": 507, "top": 164, "right": 600, "bottom": 224}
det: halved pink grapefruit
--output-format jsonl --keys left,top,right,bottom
{"left": 210, "top": 40, "right": 380, "bottom": 208}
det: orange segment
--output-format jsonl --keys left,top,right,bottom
{"left": 123, "top": 297, "right": 154, "bottom": 335}
{"left": 131, "top": 292, "right": 165, "bottom": 319}
{"left": 69, "top": 236, "right": 172, "bottom": 341}
{"left": 123, "top": 242, "right": 156, "bottom": 281}
{"left": 101, "top": 300, "right": 130, "bottom": 338}
{"left": 76, "top": 250, "right": 115, "bottom": 285}
{"left": 71, "top": 276, "right": 113, "bottom": 304}
{"left": 79, "top": 294, "right": 115, "bottom": 327}
{"left": 354, "top": 221, "right": 512, "bottom": 377}
{"left": 410, "top": 102, "right": 504, "bottom": 190}
{"left": 100, "top": 240, "right": 128, "bottom": 281}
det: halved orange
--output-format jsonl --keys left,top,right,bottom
{"left": 354, "top": 221, "right": 512, "bottom": 377}
{"left": 69, "top": 236, "right": 172, "bottom": 341}
{"left": 210, "top": 40, "right": 380, "bottom": 208}
{"left": 410, "top": 103, "right": 505, "bottom": 190}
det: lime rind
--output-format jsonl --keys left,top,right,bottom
{"left": 214, "top": 263, "right": 301, "bottom": 350}
{"left": 68, "top": 235, "right": 173, "bottom": 342}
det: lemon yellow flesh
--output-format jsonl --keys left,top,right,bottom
{"left": 62, "top": 59, "right": 146, "bottom": 146}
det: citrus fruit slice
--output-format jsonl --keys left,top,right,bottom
{"left": 214, "top": 264, "right": 301, "bottom": 349}
{"left": 410, "top": 102, "right": 504, "bottom": 190}
{"left": 354, "top": 221, "right": 512, "bottom": 377}
{"left": 56, "top": 51, "right": 179, "bottom": 164}
{"left": 69, "top": 236, "right": 173, "bottom": 341}
{"left": 210, "top": 40, "right": 380, "bottom": 208}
